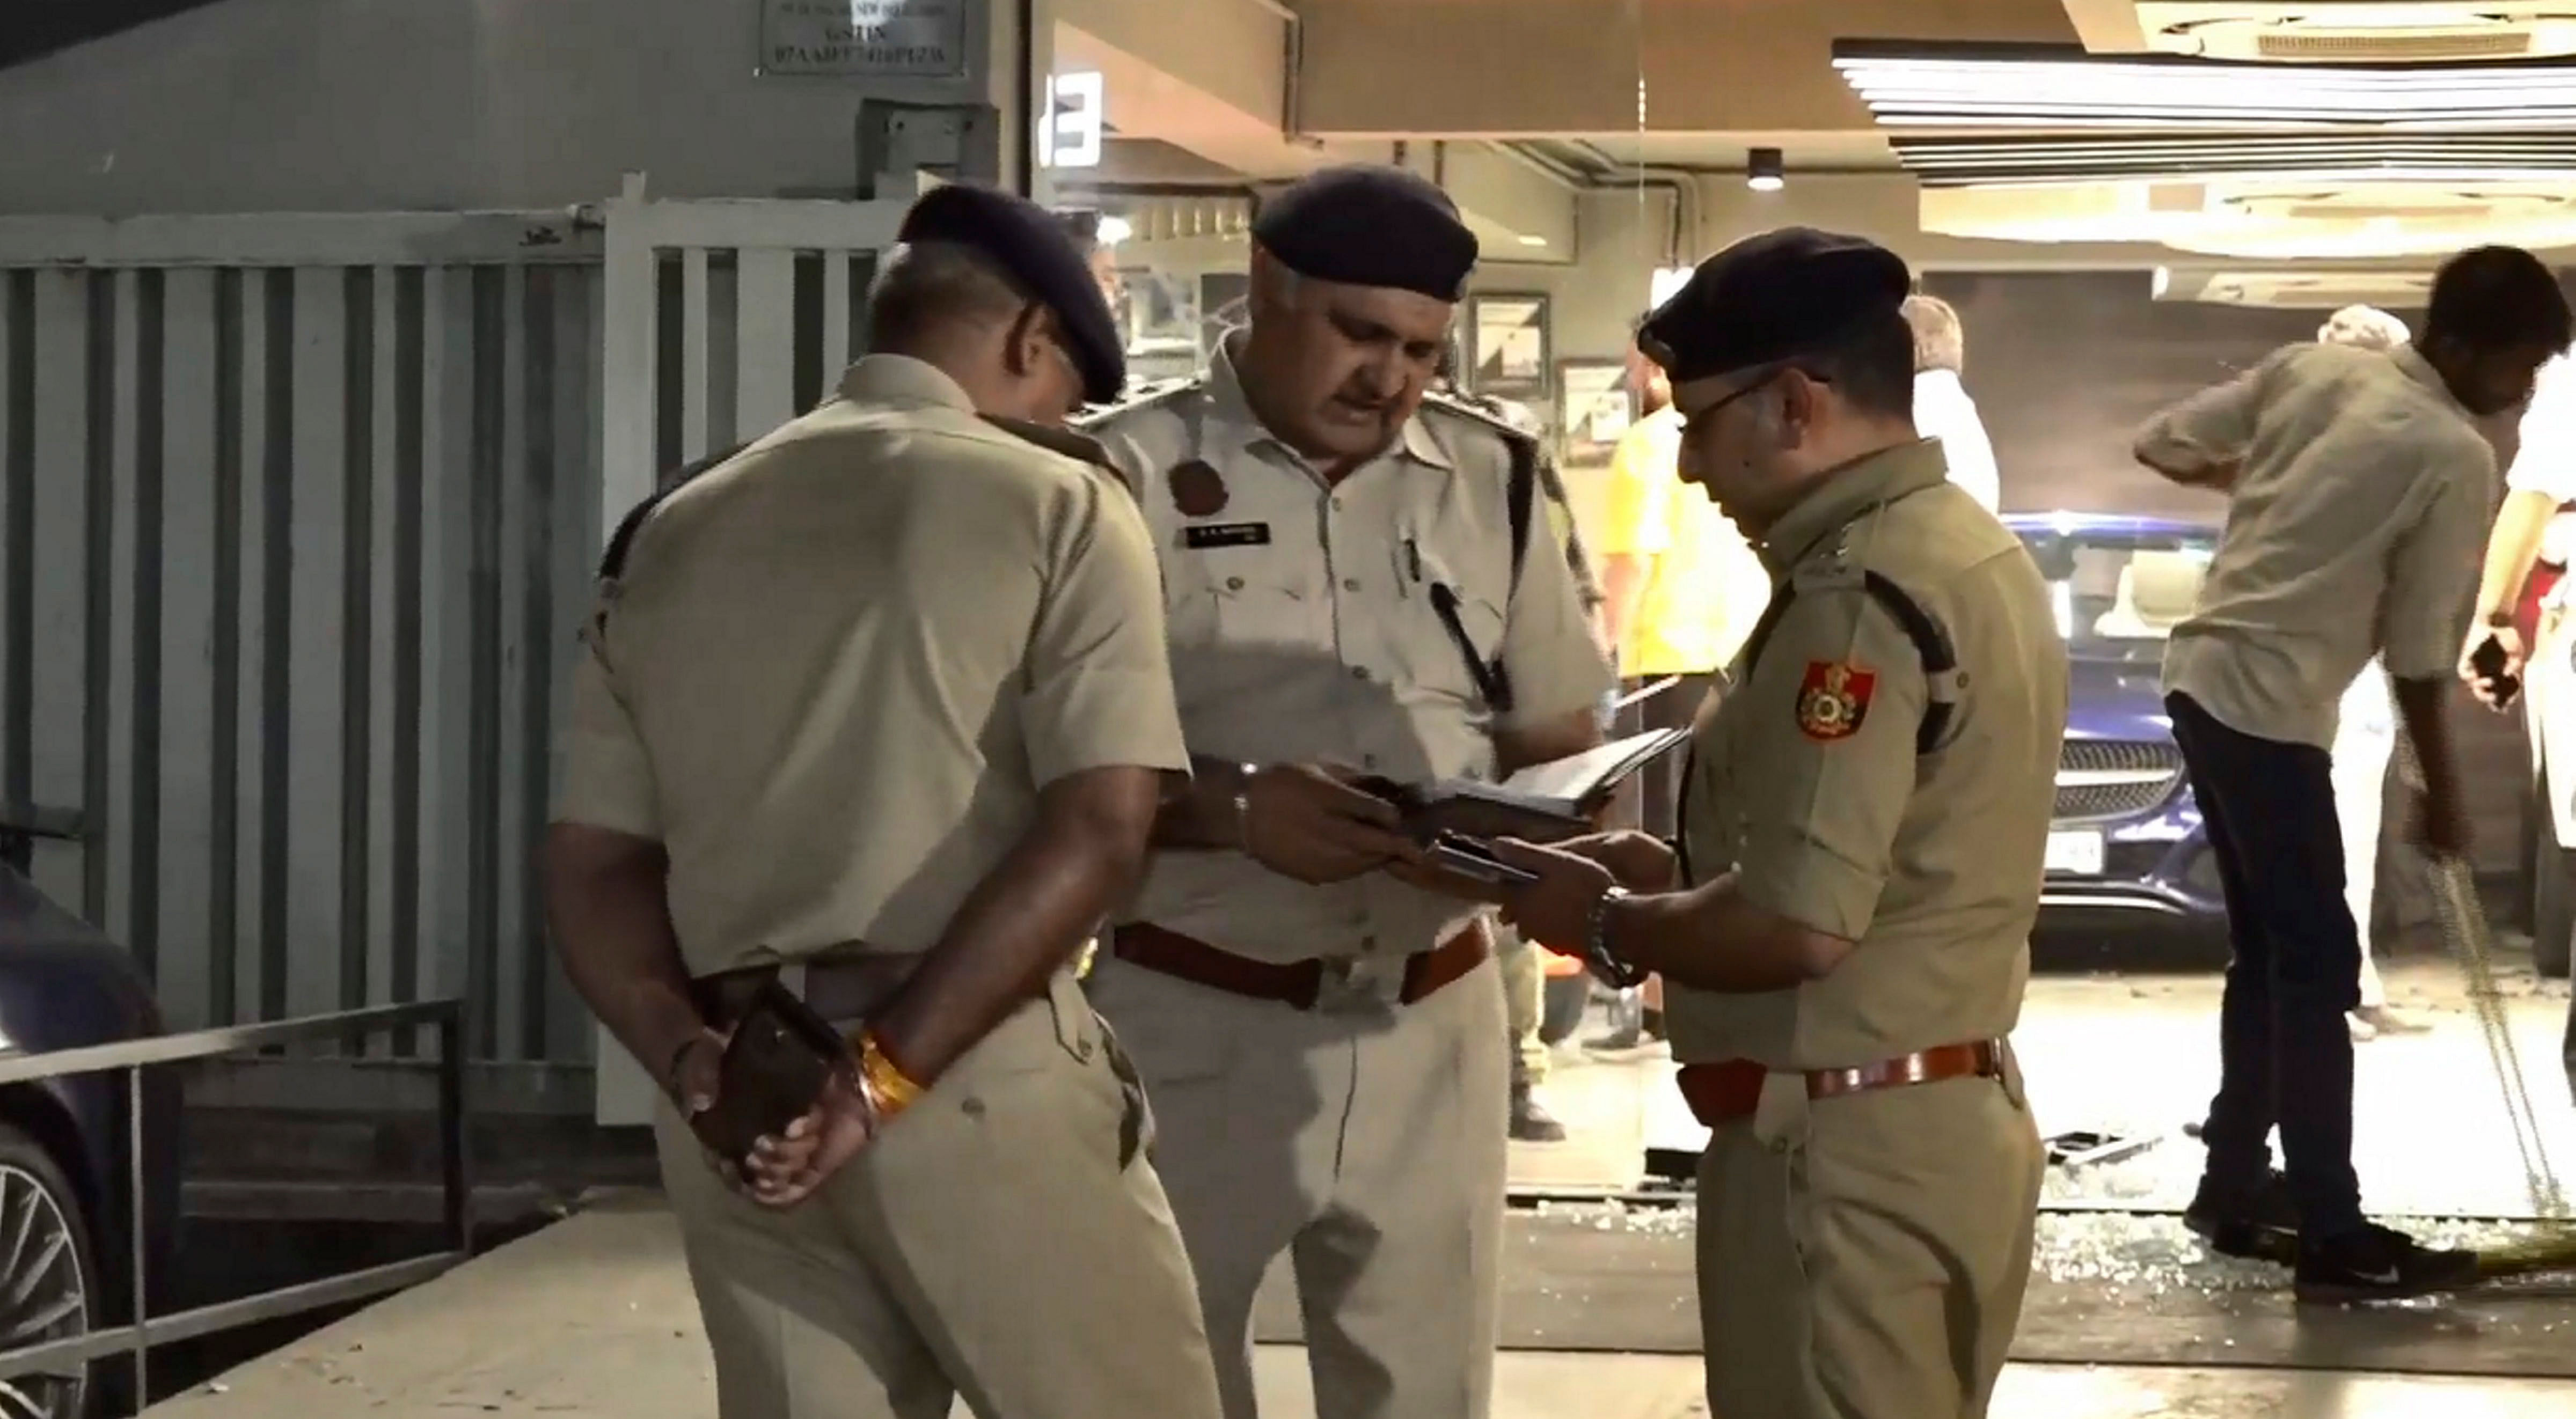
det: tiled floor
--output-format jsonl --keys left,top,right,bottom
{"left": 138, "top": 963, "right": 2576, "bottom": 1417}
{"left": 138, "top": 1197, "right": 2576, "bottom": 1418}
{"left": 1520, "top": 960, "right": 2576, "bottom": 1221}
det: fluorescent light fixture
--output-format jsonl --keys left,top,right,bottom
{"left": 1748, "top": 146, "right": 1785, "bottom": 193}
{"left": 1517, "top": 233, "right": 1548, "bottom": 247}
{"left": 1096, "top": 214, "right": 1133, "bottom": 246}
{"left": 1887, "top": 133, "right": 2576, "bottom": 187}
{"left": 1651, "top": 266, "right": 1694, "bottom": 308}
{"left": 1832, "top": 41, "right": 2576, "bottom": 130}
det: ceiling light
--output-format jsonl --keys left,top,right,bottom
{"left": 1885, "top": 133, "right": 2576, "bottom": 187}
{"left": 1832, "top": 41, "right": 2576, "bottom": 131}
{"left": 1748, "top": 148, "right": 1785, "bottom": 193}
{"left": 1095, "top": 214, "right": 1133, "bottom": 246}
{"left": 1517, "top": 234, "right": 1548, "bottom": 247}
{"left": 1651, "top": 267, "right": 1695, "bottom": 308}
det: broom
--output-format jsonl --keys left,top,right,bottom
{"left": 2401, "top": 722, "right": 2576, "bottom": 1280}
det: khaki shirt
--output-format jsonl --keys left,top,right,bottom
{"left": 1084, "top": 339, "right": 1615, "bottom": 964}
{"left": 1668, "top": 442, "right": 2067, "bottom": 1070}
{"left": 2142, "top": 342, "right": 2496, "bottom": 748}
{"left": 553, "top": 356, "right": 1188, "bottom": 976}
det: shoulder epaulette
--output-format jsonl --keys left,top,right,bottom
{"left": 978, "top": 414, "right": 1119, "bottom": 469}
{"left": 598, "top": 441, "right": 750, "bottom": 580}
{"left": 1074, "top": 376, "right": 1199, "bottom": 432}
{"left": 1418, "top": 387, "right": 1542, "bottom": 445}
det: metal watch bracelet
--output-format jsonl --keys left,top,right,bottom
{"left": 1584, "top": 885, "right": 1648, "bottom": 990}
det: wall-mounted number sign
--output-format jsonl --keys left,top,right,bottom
{"left": 1043, "top": 70, "right": 1105, "bottom": 171}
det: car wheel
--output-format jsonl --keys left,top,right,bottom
{"left": 0, "top": 1125, "right": 96, "bottom": 1419}
{"left": 1539, "top": 973, "right": 1591, "bottom": 1047}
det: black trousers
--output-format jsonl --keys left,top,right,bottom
{"left": 2167, "top": 692, "right": 2368, "bottom": 1238}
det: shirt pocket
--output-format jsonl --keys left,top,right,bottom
{"left": 1162, "top": 531, "right": 1325, "bottom": 652}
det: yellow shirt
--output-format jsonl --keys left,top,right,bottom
{"left": 1594, "top": 407, "right": 1771, "bottom": 676}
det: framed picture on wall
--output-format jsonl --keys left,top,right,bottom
{"left": 1557, "top": 359, "right": 1634, "bottom": 468}
{"left": 1469, "top": 293, "right": 1551, "bottom": 394}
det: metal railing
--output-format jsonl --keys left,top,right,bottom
{"left": 0, "top": 999, "right": 471, "bottom": 1401}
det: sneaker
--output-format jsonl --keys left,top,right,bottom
{"left": 1509, "top": 1083, "right": 1568, "bottom": 1143}
{"left": 2294, "top": 1223, "right": 2483, "bottom": 1305}
{"left": 2184, "top": 1170, "right": 2301, "bottom": 1266}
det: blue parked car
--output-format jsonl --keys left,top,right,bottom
{"left": 2007, "top": 512, "right": 2228, "bottom": 943}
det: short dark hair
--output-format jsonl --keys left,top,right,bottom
{"left": 2423, "top": 246, "right": 2573, "bottom": 355}
{"left": 863, "top": 240, "right": 1033, "bottom": 354}
{"left": 1799, "top": 306, "right": 1916, "bottom": 421}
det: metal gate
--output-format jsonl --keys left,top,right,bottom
{"left": 0, "top": 210, "right": 605, "bottom": 1067}
{"left": 591, "top": 180, "right": 918, "bottom": 1123}
{"left": 0, "top": 185, "right": 919, "bottom": 1101}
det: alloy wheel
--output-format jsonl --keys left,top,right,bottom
{"left": 0, "top": 1164, "right": 90, "bottom": 1419}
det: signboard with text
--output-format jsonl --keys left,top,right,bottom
{"left": 760, "top": 0, "right": 970, "bottom": 79}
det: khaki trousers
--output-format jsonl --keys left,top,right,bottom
{"left": 1496, "top": 927, "right": 1549, "bottom": 1085}
{"left": 1085, "top": 951, "right": 1509, "bottom": 1419}
{"left": 1695, "top": 1059, "right": 2043, "bottom": 1419}
{"left": 655, "top": 971, "right": 1224, "bottom": 1419}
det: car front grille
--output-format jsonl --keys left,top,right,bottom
{"left": 2055, "top": 739, "right": 2185, "bottom": 824}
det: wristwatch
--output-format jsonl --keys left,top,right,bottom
{"left": 1582, "top": 885, "right": 1648, "bottom": 990}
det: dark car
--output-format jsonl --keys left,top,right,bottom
{"left": 0, "top": 825, "right": 186, "bottom": 1419}
{"left": 2008, "top": 513, "right": 2229, "bottom": 947}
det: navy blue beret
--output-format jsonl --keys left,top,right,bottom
{"left": 897, "top": 183, "right": 1126, "bottom": 406}
{"left": 1254, "top": 165, "right": 1480, "bottom": 303}
{"left": 1641, "top": 227, "right": 1913, "bottom": 385}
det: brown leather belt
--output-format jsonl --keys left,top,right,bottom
{"left": 692, "top": 953, "right": 923, "bottom": 1028}
{"left": 1677, "top": 1041, "right": 2006, "bottom": 1128}
{"left": 1108, "top": 921, "right": 1489, "bottom": 1011}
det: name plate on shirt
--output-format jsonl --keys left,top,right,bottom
{"left": 1182, "top": 522, "right": 1272, "bottom": 550}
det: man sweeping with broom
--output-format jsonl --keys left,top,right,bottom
{"left": 2133, "top": 245, "right": 2571, "bottom": 1304}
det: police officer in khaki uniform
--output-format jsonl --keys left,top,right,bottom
{"left": 543, "top": 184, "right": 1223, "bottom": 1419}
{"left": 1078, "top": 165, "right": 1616, "bottom": 1419}
{"left": 1491, "top": 229, "right": 2067, "bottom": 1419}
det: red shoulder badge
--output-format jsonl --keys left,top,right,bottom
{"left": 1168, "top": 460, "right": 1229, "bottom": 518}
{"left": 1795, "top": 660, "right": 1876, "bottom": 742}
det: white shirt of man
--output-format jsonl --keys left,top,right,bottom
{"left": 2140, "top": 342, "right": 2497, "bottom": 749}
{"left": 1913, "top": 367, "right": 2002, "bottom": 513}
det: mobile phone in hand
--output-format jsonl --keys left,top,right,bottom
{"left": 2470, "top": 634, "right": 2522, "bottom": 710}
{"left": 1424, "top": 831, "right": 1541, "bottom": 886}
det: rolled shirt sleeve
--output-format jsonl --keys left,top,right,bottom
{"left": 2135, "top": 348, "right": 2287, "bottom": 473}
{"left": 1499, "top": 476, "right": 1620, "bottom": 730}
{"left": 2382, "top": 454, "right": 2494, "bottom": 682}
{"left": 554, "top": 628, "right": 663, "bottom": 840}
{"left": 1020, "top": 470, "right": 1191, "bottom": 786}
{"left": 1731, "top": 590, "right": 1928, "bottom": 942}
